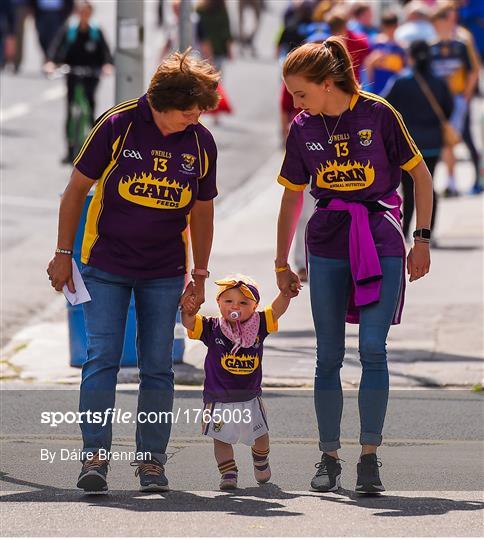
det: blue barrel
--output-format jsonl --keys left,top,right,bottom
{"left": 68, "top": 193, "right": 185, "bottom": 367}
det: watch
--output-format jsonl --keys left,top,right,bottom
{"left": 413, "top": 228, "right": 431, "bottom": 240}
{"left": 191, "top": 268, "right": 210, "bottom": 278}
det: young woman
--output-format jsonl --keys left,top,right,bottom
{"left": 275, "top": 37, "right": 432, "bottom": 493}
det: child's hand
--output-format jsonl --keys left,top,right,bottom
{"left": 182, "top": 295, "right": 198, "bottom": 315}
{"left": 180, "top": 282, "right": 199, "bottom": 315}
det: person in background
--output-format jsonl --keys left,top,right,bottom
{"left": 196, "top": 0, "right": 233, "bottom": 73}
{"left": 364, "top": 11, "right": 406, "bottom": 95}
{"left": 238, "top": 0, "right": 264, "bottom": 56}
{"left": 395, "top": 0, "right": 437, "bottom": 49}
{"left": 31, "top": 0, "right": 73, "bottom": 61}
{"left": 0, "top": 0, "right": 16, "bottom": 70}
{"left": 11, "top": 0, "right": 30, "bottom": 73}
{"left": 45, "top": 0, "right": 113, "bottom": 164}
{"left": 326, "top": 7, "right": 370, "bottom": 82}
{"left": 276, "top": 0, "right": 316, "bottom": 62}
{"left": 430, "top": 1, "right": 480, "bottom": 195}
{"left": 196, "top": 0, "right": 233, "bottom": 124}
{"left": 459, "top": 0, "right": 484, "bottom": 61}
{"left": 384, "top": 39, "right": 453, "bottom": 240}
{"left": 348, "top": 1, "right": 379, "bottom": 45}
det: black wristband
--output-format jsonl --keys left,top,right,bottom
{"left": 413, "top": 228, "right": 431, "bottom": 240}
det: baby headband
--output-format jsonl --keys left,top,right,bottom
{"left": 215, "top": 279, "right": 260, "bottom": 303}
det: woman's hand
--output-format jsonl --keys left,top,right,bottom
{"left": 276, "top": 267, "right": 302, "bottom": 298}
{"left": 191, "top": 276, "right": 206, "bottom": 310}
{"left": 179, "top": 281, "right": 198, "bottom": 315}
{"left": 407, "top": 243, "right": 430, "bottom": 282}
{"left": 180, "top": 278, "right": 206, "bottom": 313}
{"left": 47, "top": 254, "right": 75, "bottom": 292}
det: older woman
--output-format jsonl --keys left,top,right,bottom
{"left": 47, "top": 50, "right": 220, "bottom": 493}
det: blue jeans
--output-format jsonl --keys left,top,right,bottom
{"left": 79, "top": 265, "right": 184, "bottom": 464}
{"left": 308, "top": 254, "right": 403, "bottom": 452}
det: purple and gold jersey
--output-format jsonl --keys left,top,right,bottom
{"left": 278, "top": 92, "right": 422, "bottom": 259}
{"left": 74, "top": 94, "right": 217, "bottom": 278}
{"left": 188, "top": 308, "right": 278, "bottom": 403}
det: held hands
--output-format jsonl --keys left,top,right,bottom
{"left": 179, "top": 278, "right": 205, "bottom": 315}
{"left": 407, "top": 242, "right": 431, "bottom": 283}
{"left": 47, "top": 254, "right": 75, "bottom": 293}
{"left": 276, "top": 265, "right": 302, "bottom": 298}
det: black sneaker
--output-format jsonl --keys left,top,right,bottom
{"left": 310, "top": 453, "right": 342, "bottom": 492}
{"left": 131, "top": 458, "right": 169, "bottom": 492}
{"left": 77, "top": 452, "right": 109, "bottom": 494}
{"left": 356, "top": 453, "right": 385, "bottom": 493}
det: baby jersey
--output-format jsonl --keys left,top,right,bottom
{"left": 188, "top": 308, "right": 278, "bottom": 404}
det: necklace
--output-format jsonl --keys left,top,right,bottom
{"left": 320, "top": 112, "right": 344, "bottom": 145}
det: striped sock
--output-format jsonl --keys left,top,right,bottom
{"left": 252, "top": 447, "right": 270, "bottom": 472}
{"left": 218, "top": 459, "right": 238, "bottom": 489}
{"left": 218, "top": 459, "right": 239, "bottom": 476}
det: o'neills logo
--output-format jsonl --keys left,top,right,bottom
{"left": 221, "top": 353, "right": 260, "bottom": 375}
{"left": 316, "top": 160, "right": 375, "bottom": 191}
{"left": 118, "top": 172, "right": 192, "bottom": 209}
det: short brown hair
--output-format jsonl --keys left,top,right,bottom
{"left": 282, "top": 37, "right": 359, "bottom": 95}
{"left": 147, "top": 48, "right": 220, "bottom": 112}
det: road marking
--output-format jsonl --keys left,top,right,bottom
{"left": 1, "top": 195, "right": 59, "bottom": 209}
{"left": 0, "top": 103, "right": 31, "bottom": 123}
{"left": 0, "top": 85, "right": 66, "bottom": 125}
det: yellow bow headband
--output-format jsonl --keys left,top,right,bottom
{"left": 215, "top": 279, "right": 260, "bottom": 303}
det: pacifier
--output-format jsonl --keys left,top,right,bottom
{"left": 229, "top": 311, "right": 240, "bottom": 320}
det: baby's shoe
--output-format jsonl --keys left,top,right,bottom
{"left": 252, "top": 447, "right": 271, "bottom": 484}
{"left": 218, "top": 459, "right": 238, "bottom": 490}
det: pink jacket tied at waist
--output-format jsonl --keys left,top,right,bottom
{"left": 316, "top": 192, "right": 406, "bottom": 325}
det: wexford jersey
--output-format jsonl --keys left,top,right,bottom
{"left": 188, "top": 308, "right": 278, "bottom": 404}
{"left": 74, "top": 94, "right": 218, "bottom": 278}
{"left": 278, "top": 92, "right": 422, "bottom": 259}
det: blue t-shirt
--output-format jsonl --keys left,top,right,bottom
{"left": 370, "top": 41, "right": 406, "bottom": 95}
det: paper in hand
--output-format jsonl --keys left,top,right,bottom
{"left": 63, "top": 259, "right": 91, "bottom": 305}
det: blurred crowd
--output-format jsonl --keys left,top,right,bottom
{"left": 277, "top": 0, "right": 482, "bottom": 194}
{"left": 1, "top": 0, "right": 482, "bottom": 203}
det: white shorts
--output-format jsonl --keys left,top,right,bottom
{"left": 202, "top": 396, "right": 269, "bottom": 446}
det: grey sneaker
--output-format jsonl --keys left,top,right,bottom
{"left": 132, "top": 458, "right": 169, "bottom": 492}
{"left": 310, "top": 453, "right": 342, "bottom": 492}
{"left": 356, "top": 453, "right": 385, "bottom": 493}
{"left": 77, "top": 452, "right": 109, "bottom": 494}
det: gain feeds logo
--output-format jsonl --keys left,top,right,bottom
{"left": 316, "top": 160, "right": 375, "bottom": 191}
{"left": 181, "top": 153, "right": 196, "bottom": 172}
{"left": 118, "top": 172, "right": 192, "bottom": 209}
{"left": 358, "top": 129, "right": 373, "bottom": 146}
{"left": 221, "top": 353, "right": 260, "bottom": 375}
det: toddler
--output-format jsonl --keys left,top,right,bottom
{"left": 181, "top": 275, "right": 291, "bottom": 490}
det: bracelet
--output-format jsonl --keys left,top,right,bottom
{"left": 275, "top": 265, "right": 289, "bottom": 273}
{"left": 55, "top": 248, "right": 73, "bottom": 255}
{"left": 191, "top": 268, "right": 210, "bottom": 278}
{"left": 414, "top": 238, "right": 430, "bottom": 245}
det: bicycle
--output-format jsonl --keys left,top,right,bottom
{"left": 47, "top": 64, "right": 101, "bottom": 162}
